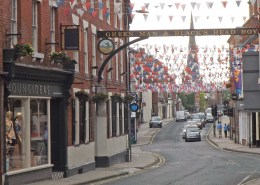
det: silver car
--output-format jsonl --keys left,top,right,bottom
{"left": 185, "top": 127, "right": 201, "bottom": 142}
{"left": 182, "top": 122, "right": 198, "bottom": 139}
{"left": 149, "top": 116, "right": 162, "bottom": 128}
{"left": 205, "top": 113, "right": 214, "bottom": 123}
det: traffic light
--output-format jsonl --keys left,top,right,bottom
{"left": 228, "top": 108, "right": 233, "bottom": 117}
{"left": 211, "top": 105, "right": 217, "bottom": 116}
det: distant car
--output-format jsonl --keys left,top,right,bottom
{"left": 191, "top": 114, "right": 203, "bottom": 129}
{"left": 205, "top": 113, "right": 214, "bottom": 123}
{"left": 176, "top": 110, "right": 187, "bottom": 122}
{"left": 149, "top": 116, "right": 162, "bottom": 128}
{"left": 182, "top": 122, "right": 198, "bottom": 139}
{"left": 185, "top": 127, "right": 201, "bottom": 142}
{"left": 197, "top": 112, "right": 206, "bottom": 127}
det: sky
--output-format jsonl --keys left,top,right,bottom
{"left": 129, "top": 0, "right": 250, "bottom": 50}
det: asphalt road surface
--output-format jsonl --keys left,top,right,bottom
{"left": 102, "top": 121, "right": 260, "bottom": 185}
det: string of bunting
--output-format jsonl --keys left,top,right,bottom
{"left": 130, "top": 44, "right": 256, "bottom": 93}
{"left": 53, "top": 0, "right": 250, "bottom": 22}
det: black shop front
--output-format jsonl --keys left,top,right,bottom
{"left": 3, "top": 51, "right": 74, "bottom": 185}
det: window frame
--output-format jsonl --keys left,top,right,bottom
{"left": 32, "top": 0, "right": 38, "bottom": 52}
{"left": 10, "top": 0, "right": 18, "bottom": 46}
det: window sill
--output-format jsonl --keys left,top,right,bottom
{"left": 33, "top": 52, "right": 44, "bottom": 59}
{"left": 49, "top": 1, "right": 58, "bottom": 7}
{"left": 32, "top": 52, "right": 44, "bottom": 62}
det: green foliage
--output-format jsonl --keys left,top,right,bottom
{"left": 177, "top": 92, "right": 195, "bottom": 112}
{"left": 75, "top": 90, "right": 89, "bottom": 101}
{"left": 199, "top": 92, "right": 207, "bottom": 112}
{"left": 49, "top": 51, "right": 71, "bottom": 62}
{"left": 91, "top": 93, "right": 108, "bottom": 103}
{"left": 14, "top": 43, "right": 34, "bottom": 55}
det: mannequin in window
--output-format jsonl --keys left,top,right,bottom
{"left": 15, "top": 112, "right": 23, "bottom": 157}
{"left": 6, "top": 111, "right": 16, "bottom": 168}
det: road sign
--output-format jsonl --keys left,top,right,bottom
{"left": 130, "top": 103, "right": 139, "bottom": 112}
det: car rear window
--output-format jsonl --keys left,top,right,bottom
{"left": 152, "top": 117, "right": 161, "bottom": 121}
{"left": 187, "top": 128, "right": 199, "bottom": 132}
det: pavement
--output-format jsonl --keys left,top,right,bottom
{"left": 28, "top": 117, "right": 260, "bottom": 185}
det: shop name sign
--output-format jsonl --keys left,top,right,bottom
{"left": 9, "top": 82, "right": 51, "bottom": 96}
{"left": 97, "top": 28, "right": 258, "bottom": 38}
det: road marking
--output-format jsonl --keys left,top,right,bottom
{"left": 237, "top": 175, "right": 251, "bottom": 185}
{"left": 90, "top": 153, "right": 166, "bottom": 185}
{"left": 199, "top": 156, "right": 212, "bottom": 159}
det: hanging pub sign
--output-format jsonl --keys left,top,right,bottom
{"left": 98, "top": 38, "right": 115, "bottom": 55}
{"left": 64, "top": 28, "right": 80, "bottom": 50}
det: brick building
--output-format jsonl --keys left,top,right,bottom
{"left": 1, "top": 0, "right": 131, "bottom": 184}
{"left": 227, "top": 2, "right": 259, "bottom": 146}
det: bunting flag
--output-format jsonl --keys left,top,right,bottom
{"left": 221, "top": 1, "right": 227, "bottom": 8}
{"left": 58, "top": 0, "right": 249, "bottom": 22}
{"left": 129, "top": 44, "right": 258, "bottom": 93}
{"left": 190, "top": 2, "right": 196, "bottom": 9}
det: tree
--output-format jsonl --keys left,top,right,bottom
{"left": 177, "top": 92, "right": 195, "bottom": 112}
{"left": 199, "top": 92, "right": 207, "bottom": 112}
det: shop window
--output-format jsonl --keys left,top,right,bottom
{"left": 112, "top": 100, "right": 117, "bottom": 137}
{"left": 71, "top": 99, "right": 76, "bottom": 144}
{"left": 124, "top": 103, "right": 128, "bottom": 134}
{"left": 6, "top": 98, "right": 49, "bottom": 172}
{"left": 107, "top": 100, "right": 111, "bottom": 138}
{"left": 119, "top": 102, "right": 123, "bottom": 135}
{"left": 79, "top": 100, "right": 86, "bottom": 143}
{"left": 72, "top": 98, "right": 92, "bottom": 144}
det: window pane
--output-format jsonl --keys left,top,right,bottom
{"left": 6, "top": 98, "right": 50, "bottom": 172}
{"left": 30, "top": 99, "right": 48, "bottom": 166}
{"left": 6, "top": 99, "right": 28, "bottom": 171}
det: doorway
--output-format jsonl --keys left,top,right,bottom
{"left": 50, "top": 98, "right": 67, "bottom": 172}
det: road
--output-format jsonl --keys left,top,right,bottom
{"left": 101, "top": 121, "right": 260, "bottom": 185}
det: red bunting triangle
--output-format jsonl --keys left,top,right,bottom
{"left": 221, "top": 1, "right": 227, "bottom": 8}
{"left": 86, "top": 2, "right": 91, "bottom": 9}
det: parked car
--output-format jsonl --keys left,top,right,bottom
{"left": 149, "top": 116, "right": 162, "bottom": 128}
{"left": 205, "top": 113, "right": 214, "bottom": 123}
{"left": 185, "top": 127, "right": 201, "bottom": 142}
{"left": 181, "top": 121, "right": 198, "bottom": 139}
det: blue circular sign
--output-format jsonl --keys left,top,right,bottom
{"left": 130, "top": 103, "right": 139, "bottom": 112}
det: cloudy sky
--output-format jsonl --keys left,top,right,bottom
{"left": 129, "top": 0, "right": 250, "bottom": 49}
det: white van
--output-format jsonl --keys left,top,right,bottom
{"left": 176, "top": 110, "right": 187, "bottom": 122}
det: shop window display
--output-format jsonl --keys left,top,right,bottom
{"left": 6, "top": 98, "right": 49, "bottom": 172}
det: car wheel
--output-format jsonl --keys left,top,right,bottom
{"left": 160, "top": 125, "right": 162, "bottom": 128}
{"left": 149, "top": 125, "right": 152, "bottom": 128}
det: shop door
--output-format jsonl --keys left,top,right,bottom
{"left": 50, "top": 98, "right": 66, "bottom": 171}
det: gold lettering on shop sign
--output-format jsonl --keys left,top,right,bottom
{"left": 99, "top": 28, "right": 257, "bottom": 38}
